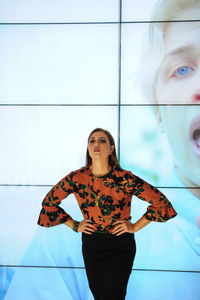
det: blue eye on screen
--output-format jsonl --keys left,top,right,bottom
{"left": 176, "top": 66, "right": 192, "bottom": 77}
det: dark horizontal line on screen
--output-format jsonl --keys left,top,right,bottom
{"left": 0, "top": 104, "right": 199, "bottom": 107}
{"left": 1, "top": 104, "right": 119, "bottom": 107}
{"left": 0, "top": 265, "right": 199, "bottom": 273}
{"left": 0, "top": 19, "right": 200, "bottom": 25}
{"left": 0, "top": 184, "right": 199, "bottom": 189}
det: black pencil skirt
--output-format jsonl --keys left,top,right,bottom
{"left": 82, "top": 232, "right": 136, "bottom": 300}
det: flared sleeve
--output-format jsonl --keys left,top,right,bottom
{"left": 37, "top": 172, "right": 75, "bottom": 227}
{"left": 127, "top": 173, "right": 177, "bottom": 222}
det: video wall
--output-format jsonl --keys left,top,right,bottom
{"left": 0, "top": 0, "right": 200, "bottom": 299}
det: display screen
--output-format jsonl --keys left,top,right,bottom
{"left": 1, "top": 0, "right": 200, "bottom": 299}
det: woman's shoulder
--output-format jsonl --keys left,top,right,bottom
{"left": 60, "top": 167, "right": 90, "bottom": 184}
{"left": 68, "top": 166, "right": 89, "bottom": 176}
{"left": 114, "top": 166, "right": 136, "bottom": 178}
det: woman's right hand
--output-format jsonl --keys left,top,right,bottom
{"left": 78, "top": 219, "right": 96, "bottom": 234}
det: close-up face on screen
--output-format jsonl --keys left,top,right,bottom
{"left": 0, "top": 1, "right": 200, "bottom": 300}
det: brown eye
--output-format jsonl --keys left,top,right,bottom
{"left": 89, "top": 140, "right": 95, "bottom": 144}
{"left": 99, "top": 138, "right": 107, "bottom": 144}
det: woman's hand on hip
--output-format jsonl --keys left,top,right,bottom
{"left": 78, "top": 219, "right": 96, "bottom": 234}
{"left": 112, "top": 220, "right": 135, "bottom": 236}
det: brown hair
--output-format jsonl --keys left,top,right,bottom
{"left": 85, "top": 128, "right": 120, "bottom": 169}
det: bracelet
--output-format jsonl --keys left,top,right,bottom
{"left": 73, "top": 221, "right": 80, "bottom": 232}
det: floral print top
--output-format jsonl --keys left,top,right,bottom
{"left": 37, "top": 166, "right": 177, "bottom": 233}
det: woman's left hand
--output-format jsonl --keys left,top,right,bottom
{"left": 112, "top": 220, "right": 135, "bottom": 236}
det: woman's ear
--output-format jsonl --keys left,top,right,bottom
{"left": 109, "top": 145, "right": 114, "bottom": 155}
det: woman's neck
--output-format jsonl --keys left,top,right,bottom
{"left": 90, "top": 160, "right": 111, "bottom": 177}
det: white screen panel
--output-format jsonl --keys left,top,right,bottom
{"left": 0, "top": 186, "right": 83, "bottom": 266}
{"left": 127, "top": 271, "right": 200, "bottom": 300}
{"left": 122, "top": 0, "right": 200, "bottom": 22}
{"left": 122, "top": 0, "right": 158, "bottom": 22}
{"left": 120, "top": 104, "right": 200, "bottom": 194}
{"left": 3, "top": 267, "right": 92, "bottom": 300}
{"left": 121, "top": 105, "right": 200, "bottom": 188}
{"left": 132, "top": 187, "right": 200, "bottom": 269}
{"left": 121, "top": 23, "right": 149, "bottom": 104}
{"left": 0, "top": 106, "right": 118, "bottom": 185}
{"left": 121, "top": 21, "right": 200, "bottom": 105}
{"left": 120, "top": 106, "right": 180, "bottom": 187}
{"left": 0, "top": 24, "right": 118, "bottom": 104}
{"left": 0, "top": 0, "right": 119, "bottom": 23}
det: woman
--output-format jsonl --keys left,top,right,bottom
{"left": 38, "top": 128, "right": 177, "bottom": 300}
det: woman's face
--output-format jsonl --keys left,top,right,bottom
{"left": 155, "top": 7, "right": 200, "bottom": 189}
{"left": 88, "top": 131, "right": 114, "bottom": 162}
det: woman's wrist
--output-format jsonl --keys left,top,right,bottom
{"left": 72, "top": 220, "right": 80, "bottom": 232}
{"left": 130, "top": 222, "right": 137, "bottom": 233}
{"left": 132, "top": 216, "right": 151, "bottom": 233}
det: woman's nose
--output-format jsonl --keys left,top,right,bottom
{"left": 94, "top": 140, "right": 99, "bottom": 146}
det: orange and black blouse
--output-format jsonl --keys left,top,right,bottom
{"left": 37, "top": 167, "right": 177, "bottom": 233}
